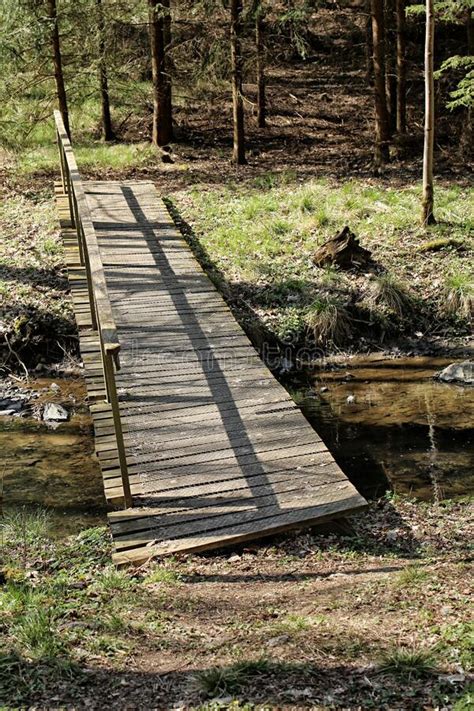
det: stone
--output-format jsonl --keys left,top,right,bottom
{"left": 436, "top": 361, "right": 474, "bottom": 385}
{"left": 50, "top": 382, "right": 61, "bottom": 393}
{"left": 43, "top": 403, "right": 69, "bottom": 422}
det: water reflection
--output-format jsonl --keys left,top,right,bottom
{"left": 0, "top": 377, "right": 106, "bottom": 537}
{"left": 287, "top": 357, "right": 474, "bottom": 501}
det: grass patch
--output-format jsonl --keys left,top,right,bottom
{"left": 395, "top": 565, "right": 430, "bottom": 587}
{"left": 193, "top": 658, "right": 273, "bottom": 698}
{"left": 94, "top": 567, "right": 133, "bottom": 593}
{"left": 143, "top": 567, "right": 183, "bottom": 585}
{"left": 444, "top": 271, "right": 473, "bottom": 319}
{"left": 368, "top": 273, "right": 413, "bottom": 317}
{"left": 378, "top": 647, "right": 437, "bottom": 679}
{"left": 12, "top": 607, "right": 63, "bottom": 661}
{"left": 177, "top": 177, "right": 473, "bottom": 349}
{"left": 273, "top": 613, "right": 326, "bottom": 635}
{"left": 305, "top": 296, "right": 352, "bottom": 345}
{"left": 0, "top": 507, "right": 52, "bottom": 546}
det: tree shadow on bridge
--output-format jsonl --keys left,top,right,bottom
{"left": 117, "top": 185, "right": 284, "bottom": 512}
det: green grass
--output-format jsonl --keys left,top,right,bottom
{"left": 14, "top": 141, "right": 157, "bottom": 176}
{"left": 395, "top": 565, "right": 430, "bottom": 587}
{"left": 444, "top": 270, "right": 473, "bottom": 319}
{"left": 368, "top": 273, "right": 414, "bottom": 317}
{"left": 0, "top": 508, "right": 52, "bottom": 546}
{"left": 178, "top": 176, "right": 473, "bottom": 347}
{"left": 272, "top": 613, "right": 326, "bottom": 635}
{"left": 378, "top": 647, "right": 437, "bottom": 679}
{"left": 193, "top": 658, "right": 273, "bottom": 698}
{"left": 143, "top": 567, "right": 183, "bottom": 585}
{"left": 305, "top": 295, "right": 352, "bottom": 345}
{"left": 12, "top": 607, "right": 63, "bottom": 661}
{"left": 94, "top": 567, "right": 133, "bottom": 593}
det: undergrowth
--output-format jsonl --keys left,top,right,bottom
{"left": 175, "top": 176, "right": 473, "bottom": 350}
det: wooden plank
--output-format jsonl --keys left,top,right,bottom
{"left": 109, "top": 441, "right": 330, "bottom": 479}
{"left": 109, "top": 468, "right": 348, "bottom": 527}
{"left": 99, "top": 427, "right": 322, "bottom": 468}
{"left": 111, "top": 480, "right": 355, "bottom": 544}
{"left": 102, "top": 447, "right": 336, "bottom": 490}
{"left": 112, "top": 495, "right": 367, "bottom": 565}
{"left": 108, "top": 458, "right": 342, "bottom": 505}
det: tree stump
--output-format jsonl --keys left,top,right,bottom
{"left": 313, "top": 226, "right": 372, "bottom": 270}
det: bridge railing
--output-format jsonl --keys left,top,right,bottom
{"left": 54, "top": 110, "right": 132, "bottom": 509}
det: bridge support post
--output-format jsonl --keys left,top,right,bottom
{"left": 103, "top": 349, "right": 132, "bottom": 509}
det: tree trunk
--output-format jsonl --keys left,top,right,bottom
{"left": 231, "top": 0, "right": 246, "bottom": 163}
{"left": 395, "top": 0, "right": 407, "bottom": 134}
{"left": 421, "top": 0, "right": 436, "bottom": 226}
{"left": 231, "top": 0, "right": 246, "bottom": 164}
{"left": 163, "top": 0, "right": 173, "bottom": 138}
{"left": 46, "top": 0, "right": 70, "bottom": 138}
{"left": 460, "top": 8, "right": 473, "bottom": 160}
{"left": 148, "top": 0, "right": 172, "bottom": 146}
{"left": 385, "top": 0, "right": 397, "bottom": 134}
{"left": 371, "top": 0, "right": 390, "bottom": 166}
{"left": 256, "top": 4, "right": 266, "bottom": 128}
{"left": 365, "top": 0, "right": 373, "bottom": 85}
{"left": 97, "top": 0, "right": 115, "bottom": 141}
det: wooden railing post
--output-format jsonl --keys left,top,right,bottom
{"left": 65, "top": 170, "right": 75, "bottom": 229}
{"left": 82, "top": 228, "right": 97, "bottom": 331}
{"left": 57, "top": 130, "right": 67, "bottom": 195}
{"left": 104, "top": 350, "right": 132, "bottom": 508}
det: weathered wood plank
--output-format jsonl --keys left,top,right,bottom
{"left": 53, "top": 177, "right": 367, "bottom": 563}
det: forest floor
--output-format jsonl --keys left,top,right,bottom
{"left": 1, "top": 45, "right": 473, "bottom": 372}
{"left": 1, "top": 498, "right": 473, "bottom": 709}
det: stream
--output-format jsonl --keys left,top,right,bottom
{"left": 0, "top": 377, "right": 106, "bottom": 537}
{"left": 0, "top": 356, "right": 472, "bottom": 539}
{"left": 287, "top": 356, "right": 474, "bottom": 501}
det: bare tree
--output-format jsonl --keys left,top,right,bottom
{"left": 385, "top": 0, "right": 397, "bottom": 134}
{"left": 460, "top": 6, "right": 473, "bottom": 159}
{"left": 421, "top": 0, "right": 436, "bottom": 225}
{"left": 371, "top": 0, "right": 391, "bottom": 166}
{"left": 231, "top": 0, "right": 246, "bottom": 164}
{"left": 255, "top": 1, "right": 266, "bottom": 128}
{"left": 365, "top": 0, "right": 373, "bottom": 85}
{"left": 396, "top": 0, "right": 407, "bottom": 133}
{"left": 97, "top": 0, "right": 115, "bottom": 141}
{"left": 148, "top": 0, "right": 173, "bottom": 146}
{"left": 46, "top": 0, "right": 70, "bottom": 138}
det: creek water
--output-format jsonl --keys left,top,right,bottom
{"left": 0, "top": 377, "right": 106, "bottom": 537}
{"left": 286, "top": 356, "right": 474, "bottom": 501}
{"left": 1, "top": 357, "right": 472, "bottom": 539}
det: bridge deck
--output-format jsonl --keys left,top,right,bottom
{"left": 57, "top": 180, "right": 367, "bottom": 565}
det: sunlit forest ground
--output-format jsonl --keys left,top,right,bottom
{"left": 1, "top": 62, "right": 472, "bottom": 368}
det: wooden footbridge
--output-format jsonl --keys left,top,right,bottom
{"left": 54, "top": 112, "right": 367, "bottom": 566}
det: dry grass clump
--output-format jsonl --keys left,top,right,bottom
{"left": 368, "top": 273, "right": 413, "bottom": 317}
{"left": 444, "top": 271, "right": 473, "bottom": 319}
{"left": 305, "top": 295, "right": 352, "bottom": 345}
